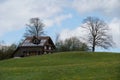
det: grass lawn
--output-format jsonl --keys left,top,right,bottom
{"left": 0, "top": 51, "right": 120, "bottom": 80}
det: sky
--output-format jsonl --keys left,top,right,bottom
{"left": 0, "top": 0, "right": 120, "bottom": 52}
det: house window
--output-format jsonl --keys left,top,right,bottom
{"left": 44, "top": 46, "right": 47, "bottom": 49}
{"left": 34, "top": 39, "right": 40, "bottom": 44}
{"left": 26, "top": 53, "right": 30, "bottom": 56}
{"left": 49, "top": 47, "right": 51, "bottom": 50}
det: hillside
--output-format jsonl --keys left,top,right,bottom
{"left": 0, "top": 52, "right": 120, "bottom": 80}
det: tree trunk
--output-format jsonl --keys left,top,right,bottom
{"left": 92, "top": 37, "right": 95, "bottom": 52}
{"left": 92, "top": 46, "right": 95, "bottom": 52}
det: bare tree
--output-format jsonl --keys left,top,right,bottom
{"left": 82, "top": 16, "right": 113, "bottom": 52}
{"left": 55, "top": 33, "right": 60, "bottom": 44}
{"left": 24, "top": 17, "right": 45, "bottom": 38}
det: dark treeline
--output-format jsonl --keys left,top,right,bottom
{"left": 0, "top": 44, "right": 17, "bottom": 60}
{"left": 55, "top": 37, "right": 90, "bottom": 52}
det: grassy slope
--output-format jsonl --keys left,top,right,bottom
{"left": 0, "top": 52, "right": 120, "bottom": 80}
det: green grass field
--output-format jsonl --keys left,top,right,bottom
{"left": 0, "top": 52, "right": 120, "bottom": 80}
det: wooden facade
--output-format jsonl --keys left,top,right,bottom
{"left": 14, "top": 36, "right": 55, "bottom": 57}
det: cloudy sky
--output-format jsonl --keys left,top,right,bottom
{"left": 0, "top": 0, "right": 120, "bottom": 52}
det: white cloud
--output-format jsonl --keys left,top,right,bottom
{"left": 44, "top": 14, "right": 72, "bottom": 27}
{"left": 0, "top": 0, "right": 120, "bottom": 37}
{"left": 0, "top": 0, "right": 69, "bottom": 37}
{"left": 59, "top": 27, "right": 87, "bottom": 42}
{"left": 72, "top": 0, "right": 120, "bottom": 17}
{"left": 109, "top": 18, "right": 120, "bottom": 47}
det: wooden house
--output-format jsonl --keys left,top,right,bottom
{"left": 14, "top": 36, "right": 55, "bottom": 57}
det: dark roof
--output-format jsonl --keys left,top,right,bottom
{"left": 19, "top": 36, "right": 54, "bottom": 47}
